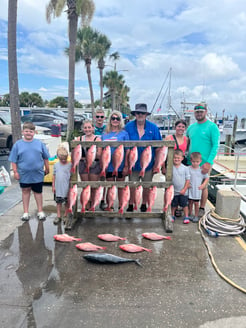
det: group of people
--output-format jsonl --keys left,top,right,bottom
{"left": 9, "top": 102, "right": 220, "bottom": 225}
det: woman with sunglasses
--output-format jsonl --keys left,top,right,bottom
{"left": 101, "top": 110, "right": 130, "bottom": 210}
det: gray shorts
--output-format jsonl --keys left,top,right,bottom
{"left": 129, "top": 170, "right": 153, "bottom": 182}
{"left": 79, "top": 159, "right": 101, "bottom": 175}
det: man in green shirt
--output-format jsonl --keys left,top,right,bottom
{"left": 186, "top": 104, "right": 220, "bottom": 218}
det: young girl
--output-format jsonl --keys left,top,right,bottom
{"left": 52, "top": 147, "right": 72, "bottom": 224}
{"left": 77, "top": 120, "right": 102, "bottom": 209}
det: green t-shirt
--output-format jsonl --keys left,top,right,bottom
{"left": 186, "top": 120, "right": 220, "bottom": 165}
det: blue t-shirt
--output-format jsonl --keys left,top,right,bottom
{"left": 125, "top": 119, "right": 162, "bottom": 171}
{"left": 101, "top": 130, "right": 129, "bottom": 172}
{"left": 9, "top": 138, "right": 50, "bottom": 183}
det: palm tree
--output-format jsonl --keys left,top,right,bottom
{"left": 46, "top": 0, "right": 95, "bottom": 141}
{"left": 95, "top": 34, "right": 111, "bottom": 109}
{"left": 74, "top": 26, "right": 98, "bottom": 118}
{"left": 8, "top": 0, "right": 22, "bottom": 143}
{"left": 109, "top": 51, "right": 120, "bottom": 71}
{"left": 103, "top": 70, "right": 125, "bottom": 112}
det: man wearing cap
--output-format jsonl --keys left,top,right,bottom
{"left": 186, "top": 103, "right": 220, "bottom": 219}
{"left": 125, "top": 103, "right": 162, "bottom": 212}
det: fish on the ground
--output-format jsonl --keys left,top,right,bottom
{"left": 104, "top": 185, "right": 117, "bottom": 211}
{"left": 139, "top": 146, "right": 152, "bottom": 178}
{"left": 134, "top": 185, "right": 143, "bottom": 211}
{"left": 118, "top": 185, "right": 130, "bottom": 214}
{"left": 76, "top": 242, "right": 107, "bottom": 251}
{"left": 54, "top": 233, "right": 82, "bottom": 242}
{"left": 100, "top": 146, "right": 111, "bottom": 178}
{"left": 147, "top": 186, "right": 157, "bottom": 212}
{"left": 97, "top": 233, "right": 126, "bottom": 241}
{"left": 119, "top": 244, "right": 152, "bottom": 253}
{"left": 142, "top": 232, "right": 172, "bottom": 240}
{"left": 71, "top": 144, "right": 82, "bottom": 173}
{"left": 153, "top": 146, "right": 168, "bottom": 173}
{"left": 83, "top": 253, "right": 142, "bottom": 266}
{"left": 88, "top": 186, "right": 103, "bottom": 211}
{"left": 163, "top": 184, "right": 174, "bottom": 212}
{"left": 86, "top": 145, "right": 97, "bottom": 173}
{"left": 67, "top": 184, "right": 78, "bottom": 213}
{"left": 112, "top": 144, "right": 124, "bottom": 177}
{"left": 128, "top": 146, "right": 138, "bottom": 175}
{"left": 80, "top": 185, "right": 91, "bottom": 213}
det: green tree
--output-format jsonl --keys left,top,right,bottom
{"left": 103, "top": 70, "right": 125, "bottom": 112}
{"left": 73, "top": 26, "right": 98, "bottom": 119}
{"left": 0, "top": 94, "right": 10, "bottom": 107}
{"left": 8, "top": 0, "right": 22, "bottom": 143}
{"left": 48, "top": 96, "right": 68, "bottom": 108}
{"left": 95, "top": 33, "right": 111, "bottom": 110}
{"left": 19, "top": 92, "right": 44, "bottom": 107}
{"left": 46, "top": 0, "right": 95, "bottom": 141}
{"left": 109, "top": 51, "right": 120, "bottom": 71}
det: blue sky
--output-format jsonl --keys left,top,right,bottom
{"left": 1, "top": 0, "right": 246, "bottom": 118}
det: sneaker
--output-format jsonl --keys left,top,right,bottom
{"left": 140, "top": 204, "right": 147, "bottom": 212}
{"left": 192, "top": 216, "right": 199, "bottom": 223}
{"left": 126, "top": 204, "right": 134, "bottom": 212}
{"left": 99, "top": 201, "right": 107, "bottom": 211}
{"left": 53, "top": 217, "right": 61, "bottom": 225}
{"left": 37, "top": 211, "right": 46, "bottom": 221}
{"left": 198, "top": 208, "right": 205, "bottom": 217}
{"left": 21, "top": 213, "right": 30, "bottom": 221}
{"left": 171, "top": 216, "right": 175, "bottom": 223}
{"left": 183, "top": 217, "right": 190, "bottom": 224}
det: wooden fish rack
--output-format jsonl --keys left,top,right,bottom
{"left": 65, "top": 140, "right": 175, "bottom": 232}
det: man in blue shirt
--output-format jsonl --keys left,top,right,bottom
{"left": 125, "top": 103, "right": 162, "bottom": 212}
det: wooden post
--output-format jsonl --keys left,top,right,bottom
{"left": 231, "top": 115, "right": 238, "bottom": 156}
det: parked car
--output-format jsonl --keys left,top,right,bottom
{"left": 21, "top": 113, "right": 67, "bottom": 135}
{"left": 0, "top": 111, "right": 50, "bottom": 149}
{"left": 30, "top": 108, "right": 84, "bottom": 129}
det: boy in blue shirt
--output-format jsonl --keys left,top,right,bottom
{"left": 9, "top": 122, "right": 50, "bottom": 221}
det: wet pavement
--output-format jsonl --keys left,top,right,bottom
{"left": 0, "top": 179, "right": 246, "bottom": 328}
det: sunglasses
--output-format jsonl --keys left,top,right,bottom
{"left": 96, "top": 115, "right": 104, "bottom": 119}
{"left": 135, "top": 111, "right": 146, "bottom": 115}
{"left": 111, "top": 116, "right": 120, "bottom": 121}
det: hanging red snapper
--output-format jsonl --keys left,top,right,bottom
{"left": 54, "top": 233, "right": 82, "bottom": 242}
{"left": 163, "top": 185, "right": 174, "bottom": 212}
{"left": 100, "top": 146, "right": 111, "bottom": 178}
{"left": 67, "top": 184, "right": 78, "bottom": 213}
{"left": 118, "top": 185, "right": 130, "bottom": 214}
{"left": 97, "top": 234, "right": 126, "bottom": 241}
{"left": 112, "top": 145, "right": 124, "bottom": 177}
{"left": 153, "top": 146, "right": 168, "bottom": 173}
{"left": 139, "top": 146, "right": 152, "bottom": 178}
{"left": 119, "top": 244, "right": 152, "bottom": 253}
{"left": 134, "top": 185, "right": 143, "bottom": 211}
{"left": 128, "top": 146, "right": 138, "bottom": 175}
{"left": 142, "top": 232, "right": 172, "bottom": 241}
{"left": 88, "top": 186, "right": 103, "bottom": 211}
{"left": 86, "top": 145, "right": 96, "bottom": 173}
{"left": 147, "top": 186, "right": 157, "bottom": 212}
{"left": 71, "top": 144, "right": 82, "bottom": 173}
{"left": 76, "top": 242, "right": 107, "bottom": 251}
{"left": 80, "top": 185, "right": 91, "bottom": 213}
{"left": 105, "top": 185, "right": 117, "bottom": 211}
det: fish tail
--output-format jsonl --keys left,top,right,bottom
{"left": 100, "top": 170, "right": 106, "bottom": 178}
{"left": 146, "top": 207, "right": 151, "bottom": 212}
{"left": 112, "top": 170, "right": 118, "bottom": 177}
{"left": 133, "top": 205, "right": 137, "bottom": 211}
{"left": 70, "top": 167, "right": 75, "bottom": 173}
{"left": 139, "top": 169, "right": 144, "bottom": 178}
{"left": 81, "top": 207, "right": 85, "bottom": 213}
{"left": 67, "top": 208, "right": 73, "bottom": 213}
{"left": 128, "top": 168, "right": 132, "bottom": 175}
{"left": 135, "top": 259, "right": 142, "bottom": 267}
{"left": 118, "top": 208, "right": 123, "bottom": 214}
{"left": 86, "top": 167, "right": 89, "bottom": 173}
{"left": 88, "top": 207, "right": 95, "bottom": 212}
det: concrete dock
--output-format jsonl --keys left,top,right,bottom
{"left": 0, "top": 175, "right": 246, "bottom": 328}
